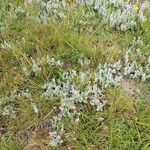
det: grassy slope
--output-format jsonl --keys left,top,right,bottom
{"left": 0, "top": 1, "right": 150, "bottom": 150}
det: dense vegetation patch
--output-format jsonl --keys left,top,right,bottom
{"left": 0, "top": 0, "right": 150, "bottom": 149}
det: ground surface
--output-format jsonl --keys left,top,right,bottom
{"left": 0, "top": 0, "right": 150, "bottom": 150}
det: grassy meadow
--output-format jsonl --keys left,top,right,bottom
{"left": 0, "top": 0, "right": 150, "bottom": 149}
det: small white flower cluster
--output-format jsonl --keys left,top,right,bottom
{"left": 15, "top": 6, "right": 26, "bottom": 14}
{"left": 0, "top": 90, "right": 18, "bottom": 118}
{"left": 42, "top": 69, "right": 104, "bottom": 129}
{"left": 79, "top": 71, "right": 90, "bottom": 82}
{"left": 47, "top": 56, "right": 63, "bottom": 67}
{"left": 43, "top": 68, "right": 106, "bottom": 111}
{"left": 49, "top": 131, "right": 63, "bottom": 146}
{"left": 0, "top": 40, "right": 11, "bottom": 49}
{"left": 79, "top": 58, "right": 91, "bottom": 67}
{"left": 1, "top": 0, "right": 149, "bottom": 32}
{"left": 76, "top": 0, "right": 149, "bottom": 31}
{"left": 124, "top": 38, "right": 150, "bottom": 81}
{"left": 2, "top": 0, "right": 149, "bottom": 31}
{"left": 21, "top": 55, "right": 63, "bottom": 76}
{"left": 2, "top": 106, "right": 16, "bottom": 118}
{"left": 33, "top": 0, "right": 149, "bottom": 31}
{"left": 95, "top": 61, "right": 123, "bottom": 88}
{"left": 31, "top": 102, "right": 39, "bottom": 114}
{"left": 46, "top": 0, "right": 67, "bottom": 19}
{"left": 22, "top": 65, "right": 30, "bottom": 76}
{"left": 89, "top": 84, "right": 106, "bottom": 111}
{"left": 124, "top": 60, "right": 150, "bottom": 81}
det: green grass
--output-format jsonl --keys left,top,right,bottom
{"left": 0, "top": 1, "right": 150, "bottom": 150}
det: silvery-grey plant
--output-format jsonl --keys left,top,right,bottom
{"left": 124, "top": 38, "right": 150, "bottom": 81}
{"left": 95, "top": 61, "right": 123, "bottom": 88}
{"left": 2, "top": 0, "right": 149, "bottom": 31}
{"left": 34, "top": 0, "right": 149, "bottom": 31}
{"left": 75, "top": 0, "right": 149, "bottom": 31}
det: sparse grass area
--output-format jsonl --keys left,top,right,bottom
{"left": 0, "top": 1, "right": 150, "bottom": 150}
